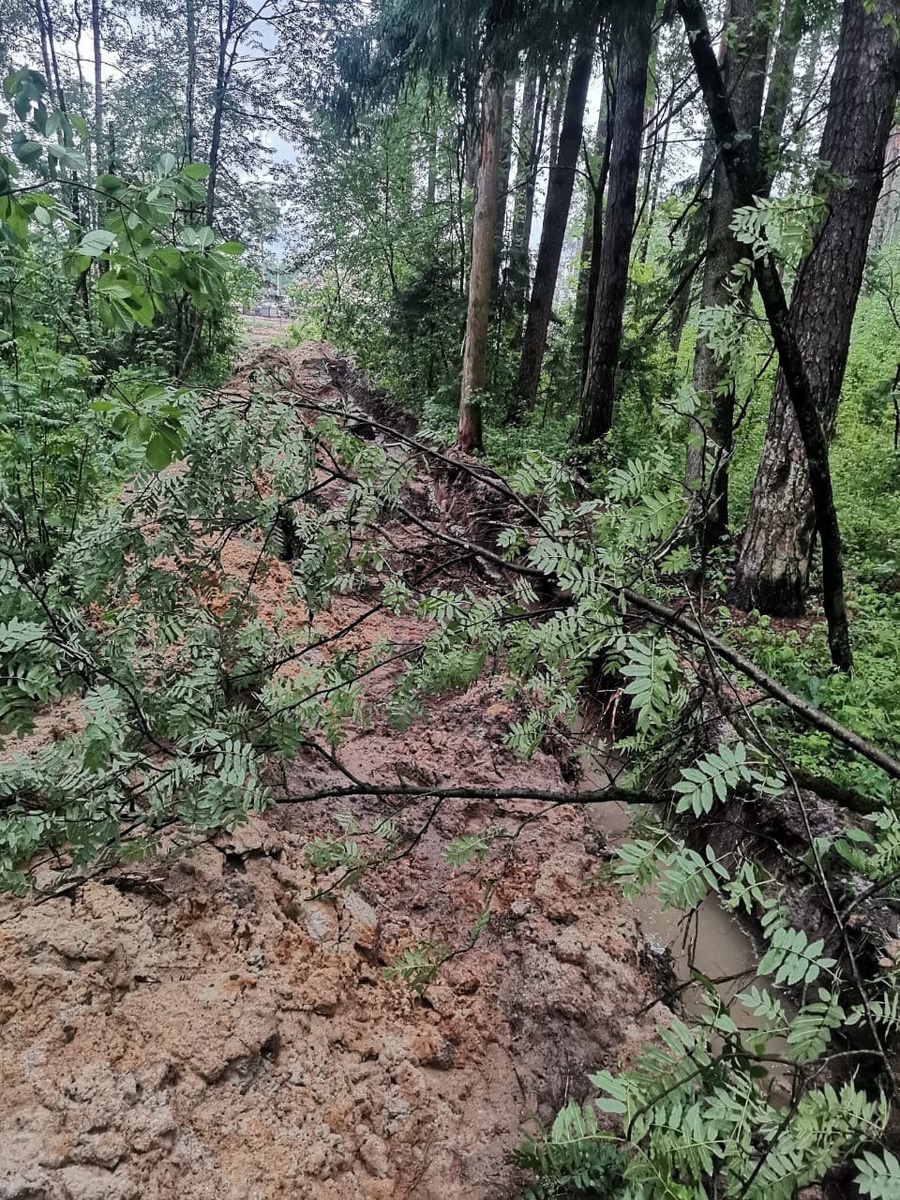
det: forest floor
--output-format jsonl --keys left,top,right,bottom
{"left": 0, "top": 337, "right": 668, "bottom": 1200}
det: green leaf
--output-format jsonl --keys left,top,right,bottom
{"left": 12, "top": 139, "right": 43, "bottom": 166}
{"left": 76, "top": 229, "right": 115, "bottom": 256}
{"left": 182, "top": 162, "right": 211, "bottom": 180}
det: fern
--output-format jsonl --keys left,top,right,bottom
{"left": 856, "top": 1149, "right": 900, "bottom": 1198}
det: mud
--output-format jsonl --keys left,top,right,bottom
{"left": 0, "top": 343, "right": 669, "bottom": 1199}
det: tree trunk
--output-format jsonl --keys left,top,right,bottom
{"left": 186, "top": 0, "right": 197, "bottom": 164}
{"left": 507, "top": 71, "right": 544, "bottom": 344}
{"left": 206, "top": 0, "right": 236, "bottom": 226}
{"left": 458, "top": 63, "right": 505, "bottom": 453}
{"left": 513, "top": 34, "right": 595, "bottom": 418}
{"left": 666, "top": 131, "right": 714, "bottom": 355}
{"left": 730, "top": 0, "right": 900, "bottom": 619}
{"left": 90, "top": 0, "right": 102, "bottom": 176}
{"left": 571, "top": 86, "right": 609, "bottom": 372}
{"left": 576, "top": 0, "right": 653, "bottom": 444}
{"left": 492, "top": 78, "right": 517, "bottom": 287}
{"left": 685, "top": 0, "right": 770, "bottom": 552}
{"left": 679, "top": 0, "right": 860, "bottom": 670}
{"left": 546, "top": 64, "right": 567, "bottom": 175}
{"left": 760, "top": 0, "right": 806, "bottom": 179}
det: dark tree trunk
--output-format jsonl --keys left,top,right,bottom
{"left": 546, "top": 63, "right": 568, "bottom": 174}
{"left": 512, "top": 34, "right": 595, "bottom": 418}
{"left": 730, "top": 0, "right": 900, "bottom": 620}
{"left": 576, "top": 0, "right": 653, "bottom": 444}
{"left": 678, "top": 0, "right": 859, "bottom": 671}
{"left": 666, "top": 130, "right": 714, "bottom": 356}
{"left": 507, "top": 71, "right": 546, "bottom": 345}
{"left": 686, "top": 0, "right": 770, "bottom": 552}
{"left": 207, "top": 0, "right": 237, "bottom": 226}
{"left": 458, "top": 63, "right": 505, "bottom": 453}
{"left": 571, "top": 84, "right": 608, "bottom": 374}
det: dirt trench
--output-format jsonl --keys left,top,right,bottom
{"left": 0, "top": 342, "right": 667, "bottom": 1200}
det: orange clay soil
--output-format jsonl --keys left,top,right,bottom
{"left": 0, "top": 338, "right": 668, "bottom": 1200}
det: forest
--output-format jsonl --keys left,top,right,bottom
{"left": 2, "top": 0, "right": 900, "bottom": 1195}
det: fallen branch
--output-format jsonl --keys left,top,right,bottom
{"left": 621, "top": 587, "right": 900, "bottom": 787}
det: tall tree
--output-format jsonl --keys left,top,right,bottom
{"left": 576, "top": 0, "right": 654, "bottom": 444}
{"left": 730, "top": 0, "right": 900, "bottom": 617}
{"left": 512, "top": 31, "right": 595, "bottom": 418}
{"left": 506, "top": 68, "right": 543, "bottom": 342}
{"left": 492, "top": 76, "right": 517, "bottom": 287}
{"left": 685, "top": 0, "right": 770, "bottom": 552}
{"left": 571, "top": 80, "right": 609, "bottom": 373}
{"left": 458, "top": 62, "right": 504, "bottom": 452}
{"left": 677, "top": 0, "right": 856, "bottom": 669}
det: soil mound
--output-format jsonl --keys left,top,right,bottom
{"left": 0, "top": 342, "right": 665, "bottom": 1199}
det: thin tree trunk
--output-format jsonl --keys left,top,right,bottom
{"left": 788, "top": 25, "right": 823, "bottom": 193}
{"left": 507, "top": 71, "right": 547, "bottom": 342}
{"left": 186, "top": 0, "right": 198, "bottom": 164}
{"left": 513, "top": 34, "right": 595, "bottom": 418}
{"left": 571, "top": 85, "right": 608, "bottom": 372}
{"left": 458, "top": 63, "right": 505, "bottom": 453}
{"left": 206, "top": 0, "right": 236, "bottom": 226}
{"left": 546, "top": 63, "right": 567, "bottom": 173}
{"left": 426, "top": 121, "right": 437, "bottom": 206}
{"left": 760, "top": 0, "right": 806, "bottom": 179}
{"left": 90, "top": 0, "right": 103, "bottom": 177}
{"left": 506, "top": 73, "right": 538, "bottom": 320}
{"left": 666, "top": 130, "right": 715, "bottom": 355}
{"left": 730, "top": 0, "right": 900, "bottom": 629}
{"left": 685, "top": 0, "right": 770, "bottom": 552}
{"left": 492, "top": 78, "right": 517, "bottom": 287}
{"left": 577, "top": 0, "right": 653, "bottom": 444}
{"left": 581, "top": 59, "right": 616, "bottom": 385}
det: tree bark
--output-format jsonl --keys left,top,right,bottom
{"left": 492, "top": 78, "right": 517, "bottom": 288}
{"left": 507, "top": 71, "right": 544, "bottom": 345}
{"left": 206, "top": 0, "right": 237, "bottom": 226}
{"left": 186, "top": 0, "right": 198, "bottom": 164}
{"left": 513, "top": 34, "right": 595, "bottom": 418}
{"left": 576, "top": 0, "right": 654, "bottom": 444}
{"left": 685, "top": 0, "right": 770, "bottom": 552}
{"left": 571, "top": 85, "right": 609, "bottom": 373}
{"left": 678, "top": 0, "right": 860, "bottom": 671}
{"left": 90, "top": 0, "right": 103, "bottom": 176}
{"left": 458, "top": 63, "right": 505, "bottom": 454}
{"left": 730, "top": 0, "right": 900, "bottom": 623}
{"left": 759, "top": 0, "right": 806, "bottom": 179}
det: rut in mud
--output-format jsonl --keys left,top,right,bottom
{"left": 0, "top": 342, "right": 669, "bottom": 1200}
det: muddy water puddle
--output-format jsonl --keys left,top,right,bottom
{"left": 580, "top": 747, "right": 791, "bottom": 1090}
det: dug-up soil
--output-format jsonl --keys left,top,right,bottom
{"left": 0, "top": 343, "right": 668, "bottom": 1200}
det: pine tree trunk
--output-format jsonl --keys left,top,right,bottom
{"left": 730, "top": 0, "right": 900, "bottom": 616}
{"left": 685, "top": 0, "right": 770, "bottom": 551}
{"left": 577, "top": 0, "right": 654, "bottom": 444}
{"left": 512, "top": 34, "right": 595, "bottom": 418}
{"left": 458, "top": 63, "right": 504, "bottom": 454}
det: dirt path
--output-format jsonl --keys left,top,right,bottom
{"left": 0, "top": 340, "right": 666, "bottom": 1200}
